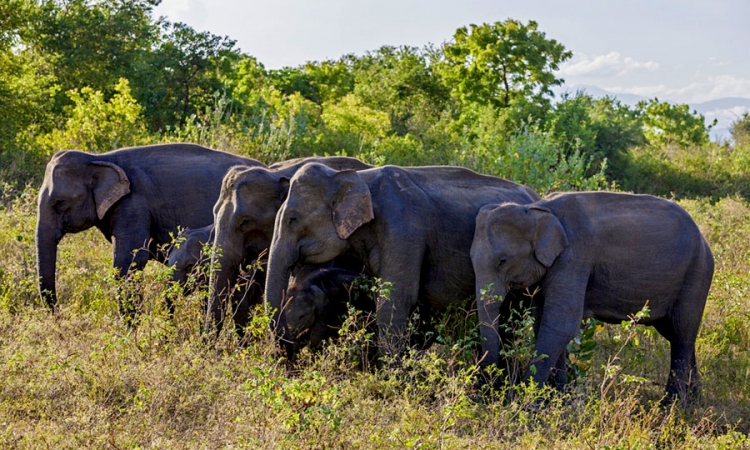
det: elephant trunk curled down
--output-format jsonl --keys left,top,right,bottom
{"left": 264, "top": 162, "right": 541, "bottom": 358}
{"left": 36, "top": 143, "right": 264, "bottom": 310}
{"left": 471, "top": 191, "right": 714, "bottom": 402}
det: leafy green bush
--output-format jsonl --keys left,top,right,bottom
{"left": 36, "top": 78, "right": 153, "bottom": 154}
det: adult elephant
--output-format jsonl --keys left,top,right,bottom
{"left": 207, "top": 156, "right": 372, "bottom": 334}
{"left": 264, "top": 163, "right": 541, "bottom": 357}
{"left": 470, "top": 192, "right": 714, "bottom": 402}
{"left": 36, "top": 143, "right": 264, "bottom": 309}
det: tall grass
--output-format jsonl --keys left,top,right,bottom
{"left": 1, "top": 174, "right": 749, "bottom": 447}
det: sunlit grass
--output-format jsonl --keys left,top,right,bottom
{"left": 1, "top": 185, "right": 749, "bottom": 448}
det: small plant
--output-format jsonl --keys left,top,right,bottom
{"left": 599, "top": 302, "right": 651, "bottom": 400}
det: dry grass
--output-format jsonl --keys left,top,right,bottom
{"left": 1, "top": 187, "right": 749, "bottom": 449}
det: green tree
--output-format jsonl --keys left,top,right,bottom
{"left": 29, "top": 0, "right": 160, "bottom": 114}
{"left": 440, "top": 20, "right": 571, "bottom": 111}
{"left": 39, "top": 78, "right": 152, "bottom": 153}
{"left": 638, "top": 98, "right": 715, "bottom": 148}
{"left": 730, "top": 112, "right": 750, "bottom": 147}
{"left": 352, "top": 45, "right": 450, "bottom": 137}
{"left": 547, "top": 93, "right": 645, "bottom": 177}
{"left": 141, "top": 21, "right": 239, "bottom": 129}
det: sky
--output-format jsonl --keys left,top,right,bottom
{"left": 153, "top": 0, "right": 750, "bottom": 135}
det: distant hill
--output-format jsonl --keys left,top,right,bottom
{"left": 554, "top": 85, "right": 750, "bottom": 142}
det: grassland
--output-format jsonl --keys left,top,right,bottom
{"left": 1, "top": 154, "right": 749, "bottom": 449}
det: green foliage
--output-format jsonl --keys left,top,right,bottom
{"left": 30, "top": 0, "right": 160, "bottom": 115}
{"left": 1, "top": 184, "right": 750, "bottom": 445}
{"left": 458, "top": 118, "right": 607, "bottom": 194}
{"left": 353, "top": 45, "right": 450, "bottom": 137}
{"left": 547, "top": 93, "right": 645, "bottom": 177}
{"left": 141, "top": 21, "right": 239, "bottom": 129}
{"left": 38, "top": 78, "right": 152, "bottom": 154}
{"left": 730, "top": 112, "right": 750, "bottom": 147}
{"left": 638, "top": 98, "right": 716, "bottom": 148}
{"left": 441, "top": 20, "right": 571, "bottom": 109}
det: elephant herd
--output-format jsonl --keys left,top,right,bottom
{"left": 35, "top": 143, "right": 714, "bottom": 403}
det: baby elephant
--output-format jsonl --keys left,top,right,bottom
{"left": 471, "top": 191, "right": 714, "bottom": 402}
{"left": 168, "top": 225, "right": 214, "bottom": 287}
{"left": 284, "top": 266, "right": 372, "bottom": 354}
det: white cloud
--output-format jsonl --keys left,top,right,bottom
{"left": 606, "top": 75, "right": 750, "bottom": 104}
{"left": 154, "top": 0, "right": 208, "bottom": 27}
{"left": 558, "top": 52, "right": 659, "bottom": 78}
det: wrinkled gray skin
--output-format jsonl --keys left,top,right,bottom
{"left": 167, "top": 224, "right": 214, "bottom": 286}
{"left": 265, "top": 163, "right": 541, "bottom": 357}
{"left": 36, "top": 143, "right": 263, "bottom": 309}
{"left": 207, "top": 156, "right": 372, "bottom": 334}
{"left": 471, "top": 191, "right": 714, "bottom": 401}
{"left": 285, "top": 265, "right": 370, "bottom": 352}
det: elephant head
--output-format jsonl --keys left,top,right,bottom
{"left": 36, "top": 150, "right": 131, "bottom": 307}
{"left": 167, "top": 224, "right": 213, "bottom": 286}
{"left": 206, "top": 166, "right": 289, "bottom": 328}
{"left": 265, "top": 163, "right": 373, "bottom": 351}
{"left": 470, "top": 202, "right": 568, "bottom": 367}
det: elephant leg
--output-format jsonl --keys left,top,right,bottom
{"left": 112, "top": 231, "right": 152, "bottom": 324}
{"left": 652, "top": 317, "right": 700, "bottom": 404}
{"left": 526, "top": 288, "right": 568, "bottom": 389}
{"left": 525, "top": 280, "right": 585, "bottom": 388}
{"left": 374, "top": 264, "right": 421, "bottom": 358}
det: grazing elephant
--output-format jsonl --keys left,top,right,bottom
{"left": 206, "top": 156, "right": 371, "bottom": 334}
{"left": 264, "top": 163, "right": 541, "bottom": 357}
{"left": 167, "top": 224, "right": 214, "bottom": 286}
{"left": 284, "top": 265, "right": 371, "bottom": 351}
{"left": 470, "top": 191, "right": 714, "bottom": 401}
{"left": 35, "top": 143, "right": 264, "bottom": 309}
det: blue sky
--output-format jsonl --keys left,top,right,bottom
{"left": 153, "top": 1, "right": 750, "bottom": 115}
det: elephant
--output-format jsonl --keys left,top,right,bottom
{"left": 167, "top": 224, "right": 214, "bottom": 287}
{"left": 264, "top": 162, "right": 541, "bottom": 358}
{"left": 470, "top": 191, "right": 714, "bottom": 402}
{"left": 206, "top": 156, "right": 372, "bottom": 334}
{"left": 36, "top": 143, "right": 264, "bottom": 311}
{"left": 284, "top": 265, "right": 372, "bottom": 351}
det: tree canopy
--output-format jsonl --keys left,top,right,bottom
{"left": 0, "top": 4, "right": 721, "bottom": 196}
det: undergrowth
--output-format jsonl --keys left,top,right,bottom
{"left": 1, "top": 184, "right": 749, "bottom": 448}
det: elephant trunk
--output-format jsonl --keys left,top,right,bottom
{"left": 35, "top": 213, "right": 62, "bottom": 309}
{"left": 476, "top": 277, "right": 506, "bottom": 370}
{"left": 265, "top": 235, "right": 299, "bottom": 358}
{"left": 205, "top": 238, "right": 243, "bottom": 335}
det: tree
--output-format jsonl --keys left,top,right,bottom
{"left": 638, "top": 98, "right": 715, "bottom": 148}
{"left": 730, "top": 112, "right": 750, "bottom": 147}
{"left": 352, "top": 45, "right": 449, "bottom": 136}
{"left": 547, "top": 93, "right": 645, "bottom": 177}
{"left": 440, "top": 20, "right": 571, "bottom": 111}
{"left": 140, "top": 21, "right": 239, "bottom": 129}
{"left": 29, "top": 0, "right": 160, "bottom": 114}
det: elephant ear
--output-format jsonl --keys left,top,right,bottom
{"left": 331, "top": 170, "right": 374, "bottom": 240}
{"left": 531, "top": 206, "right": 569, "bottom": 268}
{"left": 278, "top": 176, "right": 291, "bottom": 203}
{"left": 90, "top": 161, "right": 131, "bottom": 220}
{"left": 311, "top": 285, "right": 328, "bottom": 313}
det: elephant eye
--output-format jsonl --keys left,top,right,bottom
{"left": 288, "top": 215, "right": 298, "bottom": 225}
{"left": 498, "top": 257, "right": 508, "bottom": 267}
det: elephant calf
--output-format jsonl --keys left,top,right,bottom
{"left": 167, "top": 224, "right": 214, "bottom": 287}
{"left": 284, "top": 265, "right": 372, "bottom": 353}
{"left": 471, "top": 191, "right": 714, "bottom": 402}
